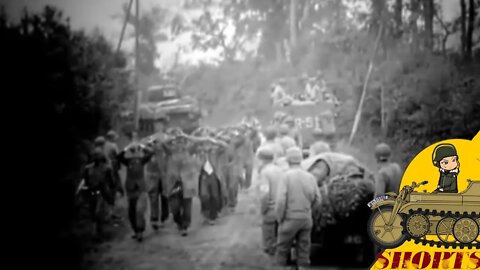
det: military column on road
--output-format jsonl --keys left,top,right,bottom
{"left": 77, "top": 109, "right": 398, "bottom": 269}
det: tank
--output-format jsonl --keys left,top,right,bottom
{"left": 368, "top": 180, "right": 480, "bottom": 249}
{"left": 139, "top": 84, "right": 202, "bottom": 134}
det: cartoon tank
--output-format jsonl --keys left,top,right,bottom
{"left": 368, "top": 180, "right": 480, "bottom": 249}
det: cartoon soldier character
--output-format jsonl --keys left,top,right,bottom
{"left": 432, "top": 143, "right": 459, "bottom": 193}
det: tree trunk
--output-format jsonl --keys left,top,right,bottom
{"left": 371, "top": 0, "right": 385, "bottom": 33}
{"left": 466, "top": 0, "right": 476, "bottom": 59}
{"left": 409, "top": 0, "right": 420, "bottom": 48}
{"left": 423, "top": 0, "right": 434, "bottom": 51}
{"left": 289, "top": 0, "right": 297, "bottom": 47}
{"left": 460, "top": 0, "right": 467, "bottom": 57}
{"left": 299, "top": 0, "right": 310, "bottom": 31}
{"left": 394, "top": 0, "right": 403, "bottom": 37}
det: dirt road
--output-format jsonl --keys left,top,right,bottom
{"left": 85, "top": 190, "right": 365, "bottom": 270}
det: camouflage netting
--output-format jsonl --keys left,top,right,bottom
{"left": 313, "top": 174, "right": 374, "bottom": 231}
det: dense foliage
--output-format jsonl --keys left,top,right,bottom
{"left": 176, "top": 0, "right": 480, "bottom": 166}
{"left": 1, "top": 6, "right": 132, "bottom": 269}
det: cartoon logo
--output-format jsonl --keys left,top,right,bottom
{"left": 366, "top": 133, "right": 480, "bottom": 269}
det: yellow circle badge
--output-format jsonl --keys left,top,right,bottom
{"left": 368, "top": 132, "right": 480, "bottom": 270}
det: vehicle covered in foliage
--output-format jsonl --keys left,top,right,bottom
{"left": 300, "top": 152, "right": 376, "bottom": 267}
{"left": 139, "top": 84, "right": 202, "bottom": 134}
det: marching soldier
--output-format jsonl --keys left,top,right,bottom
{"left": 215, "top": 132, "right": 234, "bottom": 211}
{"left": 81, "top": 147, "right": 117, "bottom": 240}
{"left": 104, "top": 131, "right": 124, "bottom": 220}
{"left": 374, "top": 143, "right": 402, "bottom": 197}
{"left": 117, "top": 133, "right": 154, "bottom": 242}
{"left": 236, "top": 126, "right": 255, "bottom": 190}
{"left": 258, "top": 126, "right": 284, "bottom": 161}
{"left": 309, "top": 128, "right": 331, "bottom": 157}
{"left": 146, "top": 119, "right": 170, "bottom": 229}
{"left": 277, "top": 124, "right": 296, "bottom": 152}
{"left": 144, "top": 140, "right": 169, "bottom": 231}
{"left": 254, "top": 147, "right": 284, "bottom": 256}
{"left": 275, "top": 147, "right": 320, "bottom": 269}
{"left": 225, "top": 130, "right": 245, "bottom": 210}
{"left": 198, "top": 137, "right": 229, "bottom": 225}
{"left": 163, "top": 131, "right": 208, "bottom": 236}
{"left": 283, "top": 116, "right": 302, "bottom": 149}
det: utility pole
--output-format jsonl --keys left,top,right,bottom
{"left": 133, "top": 0, "right": 140, "bottom": 131}
{"left": 116, "top": 0, "right": 134, "bottom": 55}
{"left": 116, "top": 0, "right": 140, "bottom": 131}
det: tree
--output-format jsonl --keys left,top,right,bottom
{"left": 461, "top": 0, "right": 467, "bottom": 56}
{"left": 422, "top": 0, "right": 434, "bottom": 51}
{"left": 394, "top": 0, "right": 403, "bottom": 37}
{"left": 119, "top": 3, "right": 170, "bottom": 74}
{"left": 1, "top": 7, "right": 133, "bottom": 269}
{"left": 466, "top": 0, "right": 477, "bottom": 59}
{"left": 289, "top": 0, "right": 297, "bottom": 47}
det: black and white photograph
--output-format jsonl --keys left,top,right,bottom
{"left": 2, "top": 0, "right": 479, "bottom": 269}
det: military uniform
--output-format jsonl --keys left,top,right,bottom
{"left": 146, "top": 133, "right": 170, "bottom": 228}
{"left": 82, "top": 149, "right": 116, "bottom": 237}
{"left": 198, "top": 142, "right": 224, "bottom": 223}
{"left": 254, "top": 147, "right": 284, "bottom": 256}
{"left": 163, "top": 136, "right": 201, "bottom": 234}
{"left": 275, "top": 147, "right": 320, "bottom": 267}
{"left": 117, "top": 144, "right": 154, "bottom": 240}
{"left": 237, "top": 133, "right": 255, "bottom": 189}
{"left": 374, "top": 162, "right": 402, "bottom": 197}
{"left": 226, "top": 136, "right": 244, "bottom": 208}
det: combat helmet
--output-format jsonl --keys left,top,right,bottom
{"left": 263, "top": 126, "right": 277, "bottom": 141}
{"left": 375, "top": 143, "right": 392, "bottom": 161}
{"left": 432, "top": 143, "right": 457, "bottom": 167}
{"left": 257, "top": 146, "right": 274, "bottom": 161}
{"left": 94, "top": 136, "right": 106, "bottom": 147}
{"left": 284, "top": 116, "right": 295, "bottom": 125}
{"left": 286, "top": 147, "right": 303, "bottom": 164}
{"left": 106, "top": 130, "right": 118, "bottom": 141}
{"left": 278, "top": 124, "right": 290, "bottom": 136}
{"left": 312, "top": 128, "right": 323, "bottom": 138}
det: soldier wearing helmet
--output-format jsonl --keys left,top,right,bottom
{"left": 432, "top": 143, "right": 459, "bottom": 193}
{"left": 94, "top": 136, "right": 106, "bottom": 149}
{"left": 277, "top": 124, "right": 296, "bottom": 151}
{"left": 117, "top": 135, "right": 154, "bottom": 242}
{"left": 103, "top": 131, "right": 124, "bottom": 222}
{"left": 81, "top": 147, "right": 117, "bottom": 240}
{"left": 283, "top": 116, "right": 302, "bottom": 149}
{"left": 373, "top": 143, "right": 402, "bottom": 198}
{"left": 145, "top": 122, "right": 170, "bottom": 230}
{"left": 252, "top": 146, "right": 284, "bottom": 256}
{"left": 309, "top": 128, "right": 331, "bottom": 157}
{"left": 275, "top": 147, "right": 320, "bottom": 268}
{"left": 258, "top": 126, "right": 284, "bottom": 161}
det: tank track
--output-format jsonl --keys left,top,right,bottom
{"left": 402, "top": 208, "right": 480, "bottom": 249}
